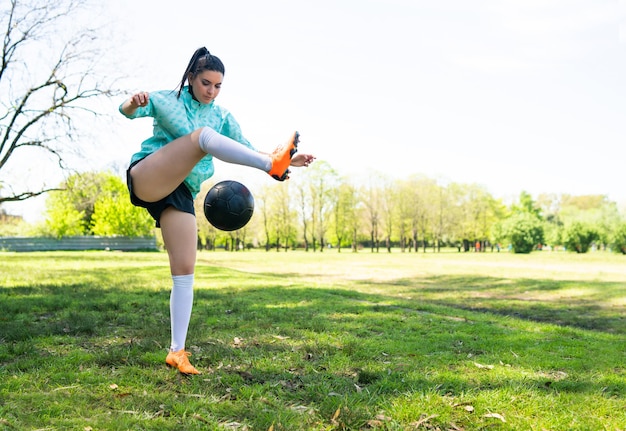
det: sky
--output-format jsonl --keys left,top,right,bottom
{"left": 4, "top": 0, "right": 626, "bottom": 220}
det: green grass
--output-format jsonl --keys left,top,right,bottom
{"left": 1, "top": 250, "right": 625, "bottom": 430}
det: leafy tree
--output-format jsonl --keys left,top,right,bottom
{"left": 304, "top": 161, "right": 337, "bottom": 252}
{"left": 499, "top": 212, "right": 544, "bottom": 253}
{"left": 44, "top": 191, "right": 86, "bottom": 238}
{"left": 361, "top": 172, "right": 384, "bottom": 252}
{"left": 610, "top": 222, "right": 626, "bottom": 254}
{"left": 562, "top": 221, "right": 598, "bottom": 253}
{"left": 402, "top": 175, "right": 430, "bottom": 252}
{"left": 561, "top": 194, "right": 607, "bottom": 211}
{"left": 43, "top": 171, "right": 153, "bottom": 237}
{"left": 256, "top": 181, "right": 294, "bottom": 251}
{"left": 542, "top": 218, "right": 563, "bottom": 248}
{"left": 589, "top": 199, "right": 621, "bottom": 248}
{"left": 553, "top": 194, "right": 619, "bottom": 250}
{"left": 449, "top": 183, "right": 472, "bottom": 249}
{"left": 495, "top": 191, "right": 545, "bottom": 253}
{"left": 275, "top": 182, "right": 296, "bottom": 251}
{"left": 514, "top": 191, "right": 543, "bottom": 219}
{"left": 430, "top": 181, "right": 451, "bottom": 252}
{"left": 394, "top": 179, "right": 414, "bottom": 252}
{"left": 331, "top": 180, "right": 358, "bottom": 252}
{"left": 255, "top": 185, "right": 274, "bottom": 251}
{"left": 292, "top": 175, "right": 313, "bottom": 251}
{"left": 449, "top": 183, "right": 502, "bottom": 251}
{"left": 1, "top": 0, "right": 119, "bottom": 205}
{"left": 379, "top": 175, "right": 395, "bottom": 253}
{"left": 91, "top": 177, "right": 153, "bottom": 237}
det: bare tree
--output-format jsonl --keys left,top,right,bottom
{"left": 0, "top": 0, "right": 120, "bottom": 205}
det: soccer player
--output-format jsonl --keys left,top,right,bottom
{"left": 119, "top": 47, "right": 315, "bottom": 374}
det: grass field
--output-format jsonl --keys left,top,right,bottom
{"left": 1, "top": 250, "right": 625, "bottom": 430}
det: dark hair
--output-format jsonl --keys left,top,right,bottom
{"left": 176, "top": 47, "right": 225, "bottom": 98}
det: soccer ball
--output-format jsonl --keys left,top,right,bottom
{"left": 203, "top": 180, "right": 255, "bottom": 231}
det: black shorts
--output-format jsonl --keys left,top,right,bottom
{"left": 126, "top": 159, "right": 196, "bottom": 228}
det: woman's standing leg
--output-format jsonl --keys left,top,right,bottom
{"left": 160, "top": 207, "right": 201, "bottom": 374}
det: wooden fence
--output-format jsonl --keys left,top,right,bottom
{"left": 0, "top": 236, "right": 158, "bottom": 252}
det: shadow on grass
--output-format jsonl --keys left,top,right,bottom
{"left": 354, "top": 274, "right": 626, "bottom": 333}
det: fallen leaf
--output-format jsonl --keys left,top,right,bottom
{"left": 52, "top": 385, "right": 80, "bottom": 392}
{"left": 331, "top": 407, "right": 341, "bottom": 421}
{"left": 474, "top": 362, "right": 494, "bottom": 370}
{"left": 484, "top": 412, "right": 506, "bottom": 422}
{"left": 220, "top": 422, "right": 246, "bottom": 430}
{"left": 193, "top": 413, "right": 210, "bottom": 423}
{"left": 411, "top": 414, "right": 438, "bottom": 427}
{"left": 290, "top": 405, "right": 311, "bottom": 413}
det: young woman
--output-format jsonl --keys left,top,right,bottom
{"left": 120, "top": 47, "right": 315, "bottom": 374}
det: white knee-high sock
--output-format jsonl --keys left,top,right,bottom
{"left": 199, "top": 127, "right": 271, "bottom": 171}
{"left": 170, "top": 274, "right": 194, "bottom": 352}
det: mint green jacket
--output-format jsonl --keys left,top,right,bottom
{"left": 119, "top": 87, "right": 255, "bottom": 197}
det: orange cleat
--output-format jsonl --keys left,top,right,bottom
{"left": 268, "top": 131, "right": 299, "bottom": 181}
{"left": 166, "top": 349, "right": 201, "bottom": 375}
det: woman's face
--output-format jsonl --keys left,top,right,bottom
{"left": 189, "top": 70, "right": 223, "bottom": 104}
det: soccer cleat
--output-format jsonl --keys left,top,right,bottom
{"left": 268, "top": 131, "right": 299, "bottom": 181}
{"left": 166, "top": 349, "right": 201, "bottom": 375}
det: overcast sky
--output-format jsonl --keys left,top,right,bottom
{"left": 5, "top": 0, "right": 626, "bottom": 220}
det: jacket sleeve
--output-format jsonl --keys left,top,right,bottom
{"left": 118, "top": 99, "right": 155, "bottom": 119}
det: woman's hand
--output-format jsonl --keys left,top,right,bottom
{"left": 129, "top": 92, "right": 149, "bottom": 108}
{"left": 121, "top": 92, "right": 149, "bottom": 116}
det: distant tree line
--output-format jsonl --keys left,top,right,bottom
{"left": 194, "top": 161, "right": 626, "bottom": 255}
{"left": 2, "top": 165, "right": 625, "bottom": 255}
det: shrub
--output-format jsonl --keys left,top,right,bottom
{"left": 500, "top": 212, "right": 544, "bottom": 254}
{"left": 610, "top": 222, "right": 626, "bottom": 254}
{"left": 562, "top": 221, "right": 598, "bottom": 253}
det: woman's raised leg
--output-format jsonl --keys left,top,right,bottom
{"left": 129, "top": 127, "right": 298, "bottom": 203}
{"left": 129, "top": 130, "right": 206, "bottom": 203}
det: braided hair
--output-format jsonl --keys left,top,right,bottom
{"left": 176, "top": 47, "right": 225, "bottom": 98}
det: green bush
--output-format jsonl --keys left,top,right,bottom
{"left": 562, "top": 221, "right": 598, "bottom": 253}
{"left": 610, "top": 222, "right": 626, "bottom": 254}
{"left": 41, "top": 171, "right": 153, "bottom": 238}
{"left": 500, "top": 212, "right": 544, "bottom": 254}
